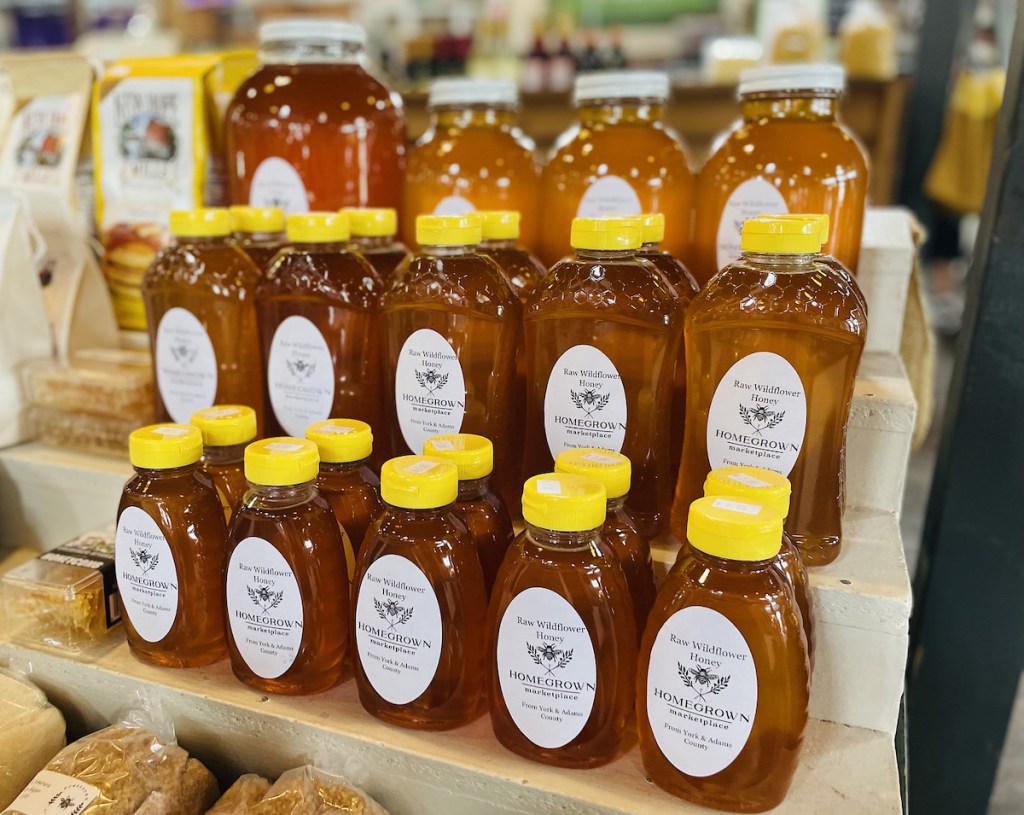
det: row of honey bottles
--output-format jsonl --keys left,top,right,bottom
{"left": 225, "top": 17, "right": 867, "bottom": 287}
{"left": 115, "top": 412, "right": 810, "bottom": 813}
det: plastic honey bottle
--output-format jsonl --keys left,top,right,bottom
{"left": 116, "top": 424, "right": 228, "bottom": 668}
{"left": 554, "top": 448, "right": 656, "bottom": 640}
{"left": 345, "top": 207, "right": 409, "bottom": 281}
{"left": 306, "top": 418, "right": 384, "bottom": 574}
{"left": 423, "top": 433, "right": 514, "bottom": 595}
{"left": 382, "top": 214, "right": 522, "bottom": 510}
{"left": 691, "top": 64, "right": 868, "bottom": 287}
{"left": 639, "top": 496, "right": 809, "bottom": 811}
{"left": 227, "top": 19, "right": 406, "bottom": 213}
{"left": 230, "top": 206, "right": 286, "bottom": 272}
{"left": 488, "top": 473, "right": 637, "bottom": 768}
{"left": 257, "top": 212, "right": 384, "bottom": 438}
{"left": 142, "top": 208, "right": 264, "bottom": 431}
{"left": 353, "top": 456, "right": 488, "bottom": 729}
{"left": 523, "top": 217, "right": 682, "bottom": 537}
{"left": 190, "top": 404, "right": 258, "bottom": 521}
{"left": 537, "top": 71, "right": 694, "bottom": 266}
{"left": 478, "top": 210, "right": 547, "bottom": 305}
{"left": 672, "top": 215, "right": 867, "bottom": 566}
{"left": 402, "top": 78, "right": 540, "bottom": 249}
{"left": 226, "top": 438, "right": 349, "bottom": 695}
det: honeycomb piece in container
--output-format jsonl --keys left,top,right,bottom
{"left": 28, "top": 351, "right": 154, "bottom": 419}
{"left": 32, "top": 406, "right": 146, "bottom": 459}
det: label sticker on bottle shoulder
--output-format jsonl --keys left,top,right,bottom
{"left": 496, "top": 587, "right": 598, "bottom": 749}
{"left": 5, "top": 770, "right": 101, "bottom": 815}
{"left": 115, "top": 506, "right": 179, "bottom": 643}
{"left": 715, "top": 177, "right": 788, "bottom": 271}
{"left": 267, "top": 315, "right": 336, "bottom": 437}
{"left": 646, "top": 606, "right": 758, "bottom": 777}
{"left": 394, "top": 328, "right": 467, "bottom": 454}
{"left": 575, "top": 175, "right": 642, "bottom": 218}
{"left": 432, "top": 195, "right": 476, "bottom": 215}
{"left": 355, "top": 554, "right": 443, "bottom": 704}
{"left": 706, "top": 352, "right": 807, "bottom": 477}
{"left": 710, "top": 498, "right": 761, "bottom": 515}
{"left": 226, "top": 537, "right": 304, "bottom": 679}
{"left": 544, "top": 345, "right": 627, "bottom": 460}
{"left": 726, "top": 472, "right": 770, "bottom": 488}
{"left": 249, "top": 156, "right": 309, "bottom": 213}
{"left": 155, "top": 307, "right": 218, "bottom": 423}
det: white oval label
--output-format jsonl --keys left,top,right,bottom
{"left": 646, "top": 606, "right": 758, "bottom": 777}
{"left": 155, "top": 307, "right": 218, "bottom": 423}
{"left": 394, "top": 328, "right": 467, "bottom": 454}
{"left": 226, "top": 537, "right": 305, "bottom": 679}
{"left": 249, "top": 156, "right": 309, "bottom": 213}
{"left": 575, "top": 175, "right": 642, "bottom": 218}
{"left": 115, "top": 506, "right": 179, "bottom": 643}
{"left": 715, "top": 176, "right": 789, "bottom": 271}
{"left": 355, "top": 554, "right": 443, "bottom": 704}
{"left": 267, "top": 315, "right": 336, "bottom": 436}
{"left": 496, "top": 587, "right": 598, "bottom": 749}
{"left": 432, "top": 195, "right": 476, "bottom": 215}
{"left": 544, "top": 344, "right": 628, "bottom": 460}
{"left": 706, "top": 352, "right": 807, "bottom": 476}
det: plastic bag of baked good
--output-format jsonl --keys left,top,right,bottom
{"left": 205, "top": 766, "right": 388, "bottom": 815}
{"left": 2, "top": 704, "right": 218, "bottom": 815}
{"left": 0, "top": 667, "right": 67, "bottom": 809}
{"left": 205, "top": 775, "right": 270, "bottom": 814}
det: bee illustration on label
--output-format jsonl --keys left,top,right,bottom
{"left": 286, "top": 356, "right": 317, "bottom": 381}
{"left": 571, "top": 387, "right": 610, "bottom": 417}
{"left": 739, "top": 401, "right": 785, "bottom": 435}
{"left": 170, "top": 343, "right": 198, "bottom": 365}
{"left": 375, "top": 596, "right": 414, "bottom": 630}
{"left": 415, "top": 367, "right": 449, "bottom": 395}
{"left": 248, "top": 583, "right": 285, "bottom": 614}
{"left": 129, "top": 547, "right": 160, "bottom": 575}
{"left": 679, "top": 662, "right": 731, "bottom": 701}
{"left": 527, "top": 641, "right": 574, "bottom": 676}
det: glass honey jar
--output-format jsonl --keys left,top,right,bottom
{"left": 190, "top": 404, "right": 258, "bottom": 521}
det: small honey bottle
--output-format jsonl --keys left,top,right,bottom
{"left": 116, "top": 424, "right": 229, "bottom": 668}
{"left": 478, "top": 210, "right": 547, "bottom": 304}
{"left": 190, "top": 404, "right": 258, "bottom": 521}
{"left": 306, "top": 418, "right": 384, "bottom": 575}
{"left": 226, "top": 438, "right": 349, "bottom": 695}
{"left": 353, "top": 456, "right": 488, "bottom": 729}
{"left": 639, "top": 496, "right": 809, "bottom": 812}
{"left": 423, "top": 433, "right": 514, "bottom": 595}
{"left": 554, "top": 448, "right": 656, "bottom": 639}
{"left": 345, "top": 207, "right": 409, "bottom": 280}
{"left": 229, "top": 206, "right": 286, "bottom": 272}
{"left": 488, "top": 473, "right": 637, "bottom": 768}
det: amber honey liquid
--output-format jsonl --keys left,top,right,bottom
{"left": 237, "top": 232, "right": 285, "bottom": 272}
{"left": 352, "top": 235, "right": 409, "bottom": 281}
{"left": 453, "top": 477, "right": 515, "bottom": 594}
{"left": 537, "top": 102, "right": 694, "bottom": 266}
{"left": 691, "top": 94, "right": 868, "bottom": 287}
{"left": 353, "top": 506, "right": 488, "bottom": 729}
{"left": 604, "top": 497, "right": 657, "bottom": 640}
{"left": 202, "top": 442, "right": 249, "bottom": 520}
{"left": 481, "top": 240, "right": 547, "bottom": 304}
{"left": 317, "top": 459, "right": 384, "bottom": 558}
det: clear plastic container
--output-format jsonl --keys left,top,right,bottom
{"left": 27, "top": 351, "right": 154, "bottom": 419}
{"left": 32, "top": 406, "right": 144, "bottom": 459}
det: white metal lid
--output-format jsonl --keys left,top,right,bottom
{"left": 738, "top": 63, "right": 846, "bottom": 96}
{"left": 428, "top": 78, "right": 518, "bottom": 108}
{"left": 259, "top": 18, "right": 367, "bottom": 47}
{"left": 573, "top": 71, "right": 671, "bottom": 104}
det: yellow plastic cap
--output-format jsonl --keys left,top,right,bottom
{"left": 244, "top": 438, "right": 319, "bottom": 486}
{"left": 704, "top": 466, "right": 791, "bottom": 519}
{"left": 129, "top": 424, "right": 203, "bottom": 469}
{"left": 639, "top": 212, "right": 666, "bottom": 244}
{"left": 423, "top": 434, "right": 493, "bottom": 481}
{"left": 381, "top": 455, "right": 459, "bottom": 509}
{"left": 286, "top": 211, "right": 350, "bottom": 243}
{"left": 522, "top": 473, "right": 607, "bottom": 532}
{"left": 570, "top": 217, "right": 642, "bottom": 251}
{"left": 416, "top": 214, "right": 482, "bottom": 246}
{"left": 554, "top": 448, "right": 631, "bottom": 500}
{"left": 190, "top": 405, "right": 258, "bottom": 447}
{"left": 740, "top": 215, "right": 822, "bottom": 255}
{"left": 345, "top": 208, "right": 398, "bottom": 237}
{"left": 479, "top": 210, "right": 521, "bottom": 241}
{"left": 306, "top": 419, "right": 373, "bottom": 464}
{"left": 686, "top": 496, "right": 784, "bottom": 561}
{"left": 760, "top": 213, "right": 830, "bottom": 246}
{"left": 170, "top": 208, "right": 231, "bottom": 238}
{"left": 230, "top": 206, "right": 285, "bottom": 234}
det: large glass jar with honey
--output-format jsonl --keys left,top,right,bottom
{"left": 225, "top": 438, "right": 349, "bottom": 695}
{"left": 402, "top": 79, "right": 540, "bottom": 249}
{"left": 382, "top": 214, "right": 522, "bottom": 510}
{"left": 346, "top": 208, "right": 409, "bottom": 281}
{"left": 523, "top": 217, "right": 683, "bottom": 537}
{"left": 537, "top": 72, "right": 694, "bottom": 266}
{"left": 640, "top": 496, "right": 809, "bottom": 811}
{"left": 230, "top": 206, "right": 286, "bottom": 272}
{"left": 257, "top": 212, "right": 384, "bottom": 438}
{"left": 190, "top": 404, "right": 258, "bottom": 521}
{"left": 478, "top": 210, "right": 547, "bottom": 305}
{"left": 142, "top": 208, "right": 264, "bottom": 432}
{"left": 487, "top": 473, "right": 636, "bottom": 768}
{"left": 352, "top": 456, "right": 488, "bottom": 729}
{"left": 226, "top": 19, "right": 406, "bottom": 214}
{"left": 116, "top": 425, "right": 228, "bottom": 668}
{"left": 672, "top": 216, "right": 867, "bottom": 566}
{"left": 690, "top": 64, "right": 868, "bottom": 287}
